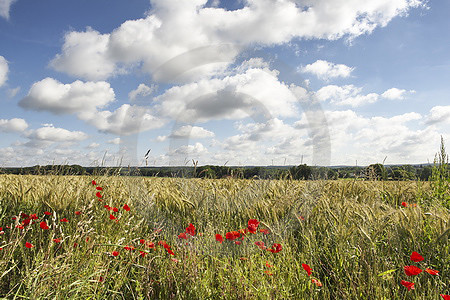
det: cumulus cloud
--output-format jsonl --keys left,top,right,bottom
{"left": 0, "top": 56, "right": 8, "bottom": 87}
{"left": 426, "top": 106, "right": 450, "bottom": 125}
{"left": 154, "top": 65, "right": 298, "bottom": 123}
{"left": 294, "top": 109, "right": 437, "bottom": 165}
{"left": 169, "top": 125, "right": 215, "bottom": 139}
{"left": 0, "top": 0, "right": 16, "bottom": 20}
{"left": 19, "top": 78, "right": 165, "bottom": 135}
{"left": 381, "top": 88, "right": 408, "bottom": 100}
{"left": 19, "top": 77, "right": 115, "bottom": 114}
{"left": 129, "top": 83, "right": 156, "bottom": 101}
{"left": 316, "top": 84, "right": 379, "bottom": 107}
{"left": 107, "top": 138, "right": 121, "bottom": 145}
{"left": 49, "top": 28, "right": 117, "bottom": 81}
{"left": 0, "top": 118, "right": 28, "bottom": 133}
{"left": 87, "top": 142, "right": 100, "bottom": 149}
{"left": 169, "top": 142, "right": 208, "bottom": 156}
{"left": 300, "top": 60, "right": 354, "bottom": 80}
{"left": 26, "top": 124, "right": 88, "bottom": 143}
{"left": 79, "top": 104, "right": 165, "bottom": 135}
{"left": 50, "top": 0, "right": 424, "bottom": 82}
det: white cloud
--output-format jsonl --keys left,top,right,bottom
{"left": 26, "top": 124, "right": 88, "bottom": 143}
{"left": 154, "top": 65, "right": 299, "bottom": 123}
{"left": 49, "top": 28, "right": 117, "bottom": 81}
{"left": 381, "top": 88, "right": 407, "bottom": 100}
{"left": 0, "top": 56, "right": 8, "bottom": 87}
{"left": 169, "top": 125, "right": 215, "bottom": 139}
{"left": 7, "top": 86, "right": 20, "bottom": 98}
{"left": 107, "top": 138, "right": 121, "bottom": 145}
{"left": 87, "top": 142, "right": 100, "bottom": 149}
{"left": 169, "top": 142, "right": 208, "bottom": 156}
{"left": 0, "top": 0, "right": 16, "bottom": 20}
{"left": 129, "top": 83, "right": 155, "bottom": 101}
{"left": 50, "top": 0, "right": 424, "bottom": 82}
{"left": 79, "top": 104, "right": 165, "bottom": 135}
{"left": 316, "top": 84, "right": 379, "bottom": 107}
{"left": 19, "top": 77, "right": 115, "bottom": 114}
{"left": 426, "top": 106, "right": 450, "bottom": 125}
{"left": 0, "top": 118, "right": 28, "bottom": 133}
{"left": 300, "top": 60, "right": 354, "bottom": 80}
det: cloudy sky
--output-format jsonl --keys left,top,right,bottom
{"left": 0, "top": 0, "right": 449, "bottom": 167}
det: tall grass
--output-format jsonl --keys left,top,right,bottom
{"left": 0, "top": 175, "right": 448, "bottom": 299}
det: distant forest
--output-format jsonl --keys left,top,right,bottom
{"left": 0, "top": 163, "right": 435, "bottom": 181}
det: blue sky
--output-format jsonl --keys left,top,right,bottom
{"left": 0, "top": 0, "right": 449, "bottom": 167}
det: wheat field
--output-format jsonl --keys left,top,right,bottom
{"left": 0, "top": 175, "right": 448, "bottom": 299}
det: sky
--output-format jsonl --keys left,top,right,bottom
{"left": 0, "top": 0, "right": 449, "bottom": 167}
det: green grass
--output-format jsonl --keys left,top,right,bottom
{"left": 0, "top": 175, "right": 448, "bottom": 299}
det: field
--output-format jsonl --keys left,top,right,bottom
{"left": 0, "top": 175, "right": 448, "bottom": 299}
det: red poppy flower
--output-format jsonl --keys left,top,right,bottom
{"left": 401, "top": 202, "right": 408, "bottom": 207}
{"left": 123, "top": 204, "right": 130, "bottom": 211}
{"left": 16, "top": 225, "right": 24, "bottom": 229}
{"left": 264, "top": 270, "right": 273, "bottom": 276}
{"left": 225, "top": 231, "right": 240, "bottom": 240}
{"left": 147, "top": 241, "right": 155, "bottom": 249}
{"left": 400, "top": 280, "right": 415, "bottom": 290}
{"left": 166, "top": 248, "right": 175, "bottom": 255}
{"left": 139, "top": 251, "right": 147, "bottom": 257}
{"left": 104, "top": 205, "right": 111, "bottom": 210}
{"left": 124, "top": 245, "right": 135, "bottom": 251}
{"left": 404, "top": 265, "right": 422, "bottom": 276}
{"left": 440, "top": 295, "right": 450, "bottom": 300}
{"left": 235, "top": 241, "right": 242, "bottom": 245}
{"left": 113, "top": 207, "right": 118, "bottom": 213}
{"left": 302, "top": 264, "right": 312, "bottom": 276}
{"left": 92, "top": 180, "right": 97, "bottom": 185}
{"left": 215, "top": 234, "right": 223, "bottom": 243}
{"left": 75, "top": 211, "right": 81, "bottom": 215}
{"left": 30, "top": 214, "right": 38, "bottom": 220}
{"left": 96, "top": 192, "right": 102, "bottom": 198}
{"left": 259, "top": 228, "right": 270, "bottom": 234}
{"left": 96, "top": 186, "right": 103, "bottom": 191}
{"left": 73, "top": 242, "right": 78, "bottom": 248}
{"left": 22, "top": 218, "right": 31, "bottom": 226}
{"left": 255, "top": 241, "right": 266, "bottom": 250}
{"left": 265, "top": 262, "right": 272, "bottom": 268}
{"left": 311, "top": 278, "right": 322, "bottom": 287}
{"left": 25, "top": 242, "right": 33, "bottom": 248}
{"left": 112, "top": 251, "right": 119, "bottom": 257}
{"left": 140, "top": 239, "right": 146, "bottom": 244}
{"left": 40, "top": 221, "right": 49, "bottom": 230}
{"left": 268, "top": 243, "right": 282, "bottom": 253}
{"left": 186, "top": 223, "right": 196, "bottom": 236}
{"left": 424, "top": 268, "right": 439, "bottom": 275}
{"left": 109, "top": 214, "right": 116, "bottom": 220}
{"left": 159, "top": 240, "right": 169, "bottom": 248}
{"left": 178, "top": 232, "right": 188, "bottom": 239}
{"left": 53, "top": 238, "right": 61, "bottom": 243}
{"left": 60, "top": 218, "right": 68, "bottom": 222}
{"left": 44, "top": 211, "right": 52, "bottom": 216}
{"left": 247, "top": 219, "right": 260, "bottom": 233}
{"left": 12, "top": 217, "right": 16, "bottom": 220}
{"left": 410, "top": 251, "right": 424, "bottom": 262}
{"left": 20, "top": 213, "right": 29, "bottom": 219}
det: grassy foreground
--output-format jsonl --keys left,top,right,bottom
{"left": 0, "top": 175, "right": 448, "bottom": 299}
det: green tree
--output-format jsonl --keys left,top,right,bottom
{"left": 366, "top": 163, "right": 387, "bottom": 180}
{"left": 290, "top": 164, "right": 312, "bottom": 180}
